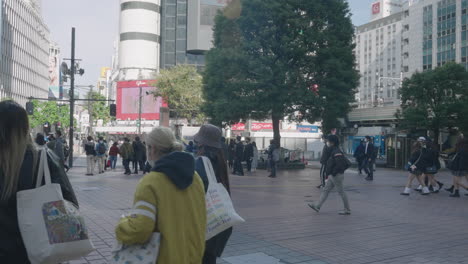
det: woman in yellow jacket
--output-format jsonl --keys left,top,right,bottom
{"left": 115, "top": 127, "right": 207, "bottom": 264}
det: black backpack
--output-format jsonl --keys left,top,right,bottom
{"left": 97, "top": 143, "right": 106, "bottom": 155}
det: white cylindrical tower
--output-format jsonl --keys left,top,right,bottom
{"left": 119, "top": 0, "right": 161, "bottom": 81}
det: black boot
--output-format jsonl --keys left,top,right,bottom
{"left": 445, "top": 185, "right": 454, "bottom": 193}
{"left": 437, "top": 181, "right": 444, "bottom": 190}
{"left": 449, "top": 190, "right": 460, "bottom": 198}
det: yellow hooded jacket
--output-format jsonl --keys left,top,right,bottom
{"left": 115, "top": 152, "right": 206, "bottom": 264}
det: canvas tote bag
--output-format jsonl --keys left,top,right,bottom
{"left": 17, "top": 148, "right": 94, "bottom": 264}
{"left": 202, "top": 157, "right": 244, "bottom": 240}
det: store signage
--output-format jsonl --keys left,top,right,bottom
{"left": 297, "top": 125, "right": 319, "bottom": 133}
{"left": 251, "top": 123, "right": 273, "bottom": 131}
{"left": 231, "top": 123, "right": 245, "bottom": 131}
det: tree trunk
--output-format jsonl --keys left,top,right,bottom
{"left": 272, "top": 113, "right": 281, "bottom": 148}
{"left": 433, "top": 128, "right": 440, "bottom": 147}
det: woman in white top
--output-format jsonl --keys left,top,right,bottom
{"left": 251, "top": 142, "right": 259, "bottom": 172}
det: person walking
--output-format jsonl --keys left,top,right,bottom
{"left": 318, "top": 136, "right": 332, "bottom": 188}
{"left": 400, "top": 137, "right": 432, "bottom": 196}
{"left": 0, "top": 100, "right": 78, "bottom": 263}
{"left": 84, "top": 136, "right": 97, "bottom": 176}
{"left": 108, "top": 142, "right": 120, "bottom": 170}
{"left": 244, "top": 138, "right": 254, "bottom": 172}
{"left": 132, "top": 137, "right": 146, "bottom": 174}
{"left": 363, "top": 136, "right": 375, "bottom": 181}
{"left": 308, "top": 135, "right": 351, "bottom": 215}
{"left": 447, "top": 137, "right": 468, "bottom": 197}
{"left": 228, "top": 140, "right": 235, "bottom": 170}
{"left": 119, "top": 138, "right": 133, "bottom": 175}
{"left": 193, "top": 124, "right": 232, "bottom": 264}
{"left": 251, "top": 142, "right": 259, "bottom": 172}
{"left": 115, "top": 127, "right": 206, "bottom": 264}
{"left": 353, "top": 139, "right": 366, "bottom": 175}
{"left": 233, "top": 136, "right": 244, "bottom": 176}
{"left": 49, "top": 130, "right": 70, "bottom": 172}
{"left": 423, "top": 139, "right": 444, "bottom": 193}
{"left": 95, "top": 137, "right": 108, "bottom": 174}
{"left": 267, "top": 140, "right": 279, "bottom": 178}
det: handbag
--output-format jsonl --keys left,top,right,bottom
{"left": 17, "top": 148, "right": 94, "bottom": 264}
{"left": 447, "top": 153, "right": 459, "bottom": 171}
{"left": 110, "top": 232, "right": 160, "bottom": 264}
{"left": 202, "top": 157, "right": 245, "bottom": 240}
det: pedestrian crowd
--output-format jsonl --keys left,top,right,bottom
{"left": 0, "top": 100, "right": 242, "bottom": 264}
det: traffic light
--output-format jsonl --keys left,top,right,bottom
{"left": 110, "top": 104, "right": 116, "bottom": 117}
{"left": 26, "top": 102, "right": 34, "bottom": 115}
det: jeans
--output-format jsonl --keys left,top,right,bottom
{"left": 270, "top": 160, "right": 277, "bottom": 177}
{"left": 123, "top": 159, "right": 131, "bottom": 174}
{"left": 109, "top": 155, "right": 117, "bottom": 169}
{"left": 86, "top": 155, "right": 95, "bottom": 174}
{"left": 317, "top": 173, "right": 350, "bottom": 212}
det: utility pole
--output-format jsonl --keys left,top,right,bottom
{"left": 68, "top": 28, "right": 76, "bottom": 168}
{"left": 88, "top": 85, "right": 94, "bottom": 136}
{"left": 138, "top": 86, "right": 142, "bottom": 135}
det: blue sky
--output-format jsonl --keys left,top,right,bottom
{"left": 41, "top": 1, "right": 372, "bottom": 87}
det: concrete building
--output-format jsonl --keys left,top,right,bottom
{"left": 118, "top": 0, "right": 161, "bottom": 81}
{"left": 0, "top": 0, "right": 50, "bottom": 106}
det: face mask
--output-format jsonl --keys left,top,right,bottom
{"left": 326, "top": 142, "right": 332, "bottom": 147}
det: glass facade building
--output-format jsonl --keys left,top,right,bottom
{"left": 160, "top": 0, "right": 205, "bottom": 70}
{"left": 423, "top": 5, "right": 433, "bottom": 70}
{"left": 436, "top": 0, "right": 457, "bottom": 67}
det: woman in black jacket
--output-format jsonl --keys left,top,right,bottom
{"left": 194, "top": 124, "right": 232, "bottom": 264}
{"left": 448, "top": 137, "right": 468, "bottom": 197}
{"left": 401, "top": 137, "right": 432, "bottom": 196}
{"left": 0, "top": 101, "right": 78, "bottom": 263}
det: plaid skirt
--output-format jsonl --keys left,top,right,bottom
{"left": 451, "top": 170, "right": 468, "bottom": 177}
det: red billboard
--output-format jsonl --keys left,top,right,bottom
{"left": 251, "top": 123, "right": 273, "bottom": 131}
{"left": 116, "top": 80, "right": 167, "bottom": 120}
{"left": 372, "top": 2, "right": 381, "bottom": 15}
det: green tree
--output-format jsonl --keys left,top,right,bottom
{"left": 84, "top": 92, "right": 111, "bottom": 126}
{"left": 202, "top": 0, "right": 358, "bottom": 145}
{"left": 150, "top": 65, "right": 204, "bottom": 124}
{"left": 396, "top": 62, "right": 468, "bottom": 144}
{"left": 29, "top": 100, "right": 71, "bottom": 131}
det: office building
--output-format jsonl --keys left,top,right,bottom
{"left": 0, "top": 0, "right": 50, "bottom": 106}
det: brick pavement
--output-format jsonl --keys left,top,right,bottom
{"left": 66, "top": 156, "right": 468, "bottom": 264}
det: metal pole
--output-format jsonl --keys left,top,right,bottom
{"left": 138, "top": 86, "right": 142, "bottom": 135}
{"left": 68, "top": 28, "right": 76, "bottom": 168}
{"left": 88, "top": 85, "right": 94, "bottom": 136}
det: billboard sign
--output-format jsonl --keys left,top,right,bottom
{"left": 372, "top": 2, "right": 381, "bottom": 15}
{"left": 48, "top": 53, "right": 60, "bottom": 99}
{"left": 116, "top": 80, "right": 167, "bottom": 120}
{"left": 231, "top": 123, "right": 245, "bottom": 131}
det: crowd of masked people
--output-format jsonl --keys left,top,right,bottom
{"left": 400, "top": 135, "right": 468, "bottom": 198}
{"left": 82, "top": 136, "right": 150, "bottom": 176}
{"left": 0, "top": 100, "right": 236, "bottom": 263}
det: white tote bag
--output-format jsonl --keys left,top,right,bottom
{"left": 17, "top": 148, "right": 95, "bottom": 264}
{"left": 202, "top": 157, "right": 245, "bottom": 240}
{"left": 110, "top": 232, "right": 160, "bottom": 264}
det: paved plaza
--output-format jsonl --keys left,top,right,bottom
{"left": 67, "top": 156, "right": 468, "bottom": 264}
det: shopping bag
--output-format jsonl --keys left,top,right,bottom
{"left": 202, "top": 157, "right": 245, "bottom": 240}
{"left": 17, "top": 148, "right": 94, "bottom": 264}
{"left": 110, "top": 232, "right": 160, "bottom": 264}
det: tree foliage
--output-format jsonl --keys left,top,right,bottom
{"left": 83, "top": 92, "right": 111, "bottom": 125}
{"left": 150, "top": 65, "right": 204, "bottom": 123}
{"left": 29, "top": 100, "right": 71, "bottom": 131}
{"left": 202, "top": 0, "right": 359, "bottom": 144}
{"left": 396, "top": 62, "right": 468, "bottom": 143}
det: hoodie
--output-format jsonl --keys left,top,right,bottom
{"left": 152, "top": 151, "right": 195, "bottom": 190}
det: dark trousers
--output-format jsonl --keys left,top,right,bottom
{"left": 364, "top": 159, "right": 374, "bottom": 178}
{"left": 270, "top": 160, "right": 277, "bottom": 177}
{"left": 233, "top": 158, "right": 244, "bottom": 175}
{"left": 133, "top": 159, "right": 145, "bottom": 173}
{"left": 357, "top": 158, "right": 364, "bottom": 173}
{"left": 202, "top": 251, "right": 217, "bottom": 264}
{"left": 246, "top": 158, "right": 252, "bottom": 172}
{"left": 123, "top": 159, "right": 131, "bottom": 174}
{"left": 319, "top": 164, "right": 326, "bottom": 186}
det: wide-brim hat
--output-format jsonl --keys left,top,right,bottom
{"left": 194, "top": 124, "right": 222, "bottom": 149}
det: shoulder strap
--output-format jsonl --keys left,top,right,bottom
{"left": 36, "top": 148, "right": 52, "bottom": 188}
{"left": 201, "top": 156, "right": 217, "bottom": 184}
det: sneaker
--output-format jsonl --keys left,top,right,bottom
{"left": 339, "top": 211, "right": 351, "bottom": 215}
{"left": 316, "top": 184, "right": 323, "bottom": 189}
{"left": 308, "top": 203, "right": 320, "bottom": 213}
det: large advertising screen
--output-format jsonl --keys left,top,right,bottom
{"left": 48, "top": 53, "right": 61, "bottom": 99}
{"left": 116, "top": 80, "right": 166, "bottom": 120}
